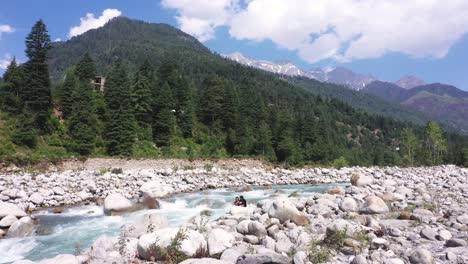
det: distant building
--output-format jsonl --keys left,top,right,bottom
{"left": 91, "top": 76, "right": 105, "bottom": 92}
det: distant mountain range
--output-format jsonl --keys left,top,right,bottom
{"left": 223, "top": 52, "right": 424, "bottom": 91}
{"left": 224, "top": 52, "right": 468, "bottom": 134}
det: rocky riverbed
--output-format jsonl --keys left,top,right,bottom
{"left": 0, "top": 160, "right": 467, "bottom": 263}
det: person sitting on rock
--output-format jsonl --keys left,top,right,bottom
{"left": 239, "top": 196, "right": 247, "bottom": 207}
{"left": 233, "top": 196, "right": 240, "bottom": 206}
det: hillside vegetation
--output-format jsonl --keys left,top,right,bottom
{"left": 0, "top": 17, "right": 467, "bottom": 167}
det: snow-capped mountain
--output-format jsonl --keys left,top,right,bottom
{"left": 395, "top": 75, "right": 426, "bottom": 89}
{"left": 223, "top": 52, "right": 377, "bottom": 90}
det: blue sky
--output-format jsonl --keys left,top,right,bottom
{"left": 1, "top": 0, "right": 468, "bottom": 90}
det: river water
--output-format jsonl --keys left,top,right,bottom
{"left": 0, "top": 183, "right": 347, "bottom": 263}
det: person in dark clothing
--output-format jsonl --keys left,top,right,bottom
{"left": 233, "top": 197, "right": 240, "bottom": 206}
{"left": 239, "top": 196, "right": 247, "bottom": 207}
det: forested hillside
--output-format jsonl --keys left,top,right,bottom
{"left": 364, "top": 81, "right": 468, "bottom": 134}
{"left": 1, "top": 17, "right": 467, "bottom": 167}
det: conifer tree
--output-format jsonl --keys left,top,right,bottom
{"left": 199, "top": 77, "right": 226, "bottom": 126}
{"left": 75, "top": 52, "right": 96, "bottom": 81}
{"left": 138, "top": 59, "right": 153, "bottom": 79}
{"left": 104, "top": 60, "right": 135, "bottom": 155}
{"left": 60, "top": 70, "right": 78, "bottom": 119}
{"left": 23, "top": 19, "right": 52, "bottom": 132}
{"left": 0, "top": 58, "right": 24, "bottom": 114}
{"left": 153, "top": 82, "right": 176, "bottom": 146}
{"left": 132, "top": 72, "right": 153, "bottom": 127}
{"left": 174, "top": 77, "right": 195, "bottom": 138}
{"left": 68, "top": 81, "right": 98, "bottom": 155}
{"left": 256, "top": 121, "right": 275, "bottom": 160}
{"left": 12, "top": 110, "right": 37, "bottom": 148}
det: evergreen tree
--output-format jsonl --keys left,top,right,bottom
{"left": 60, "top": 70, "right": 78, "bottom": 119}
{"left": 68, "top": 81, "right": 98, "bottom": 155}
{"left": 0, "top": 58, "right": 24, "bottom": 114}
{"left": 75, "top": 52, "right": 96, "bottom": 81}
{"left": 199, "top": 77, "right": 226, "bottom": 126}
{"left": 138, "top": 59, "right": 153, "bottom": 79}
{"left": 174, "top": 77, "right": 195, "bottom": 138}
{"left": 256, "top": 121, "right": 275, "bottom": 160}
{"left": 153, "top": 82, "right": 176, "bottom": 146}
{"left": 12, "top": 110, "right": 37, "bottom": 148}
{"left": 423, "top": 121, "right": 447, "bottom": 165}
{"left": 401, "top": 128, "right": 418, "bottom": 166}
{"left": 22, "top": 19, "right": 52, "bottom": 131}
{"left": 104, "top": 60, "right": 135, "bottom": 155}
{"left": 132, "top": 72, "right": 153, "bottom": 127}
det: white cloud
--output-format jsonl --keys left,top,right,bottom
{"left": 0, "top": 54, "right": 13, "bottom": 71}
{"left": 163, "top": 0, "right": 468, "bottom": 63}
{"left": 161, "top": 0, "right": 239, "bottom": 42}
{"left": 54, "top": 38, "right": 62, "bottom": 42}
{"left": 68, "top": 8, "right": 122, "bottom": 38}
{"left": 0, "top": 24, "right": 14, "bottom": 39}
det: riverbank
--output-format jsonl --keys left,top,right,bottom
{"left": 0, "top": 162, "right": 467, "bottom": 263}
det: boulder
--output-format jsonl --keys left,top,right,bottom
{"left": 179, "top": 259, "right": 231, "bottom": 264}
{"left": 0, "top": 201, "right": 27, "bottom": 218}
{"left": 275, "top": 232, "right": 293, "bottom": 253}
{"left": 291, "top": 214, "right": 310, "bottom": 226}
{"left": 139, "top": 181, "right": 173, "bottom": 199}
{"left": 0, "top": 214, "right": 17, "bottom": 227}
{"left": 137, "top": 228, "right": 206, "bottom": 260}
{"left": 37, "top": 254, "right": 80, "bottom": 264}
{"left": 103, "top": 193, "right": 134, "bottom": 215}
{"left": 236, "top": 252, "right": 290, "bottom": 264}
{"left": 207, "top": 228, "right": 235, "bottom": 255}
{"left": 360, "top": 195, "right": 389, "bottom": 214}
{"left": 456, "top": 214, "right": 468, "bottom": 224}
{"left": 248, "top": 221, "right": 267, "bottom": 237}
{"left": 352, "top": 255, "right": 368, "bottom": 264}
{"left": 121, "top": 214, "right": 168, "bottom": 238}
{"left": 339, "top": 197, "right": 358, "bottom": 212}
{"left": 267, "top": 198, "right": 301, "bottom": 223}
{"left": 293, "top": 251, "right": 307, "bottom": 264}
{"left": 87, "top": 236, "right": 119, "bottom": 259}
{"left": 409, "top": 249, "right": 435, "bottom": 264}
{"left": 7, "top": 216, "right": 34, "bottom": 237}
{"left": 230, "top": 206, "right": 251, "bottom": 218}
{"left": 351, "top": 173, "right": 372, "bottom": 187}
{"left": 29, "top": 193, "right": 44, "bottom": 205}
{"left": 436, "top": 230, "right": 452, "bottom": 241}
{"left": 236, "top": 220, "right": 251, "bottom": 235}
{"left": 445, "top": 238, "right": 467, "bottom": 247}
{"left": 420, "top": 227, "right": 437, "bottom": 240}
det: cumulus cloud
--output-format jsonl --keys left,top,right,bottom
{"left": 68, "top": 8, "right": 121, "bottom": 38}
{"left": 161, "top": 0, "right": 239, "bottom": 42}
{"left": 0, "top": 24, "right": 14, "bottom": 39}
{"left": 163, "top": 0, "right": 468, "bottom": 63}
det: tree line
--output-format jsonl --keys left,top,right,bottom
{"left": 1, "top": 20, "right": 467, "bottom": 167}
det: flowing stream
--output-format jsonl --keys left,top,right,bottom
{"left": 0, "top": 183, "right": 347, "bottom": 263}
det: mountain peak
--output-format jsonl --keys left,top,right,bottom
{"left": 395, "top": 75, "right": 426, "bottom": 89}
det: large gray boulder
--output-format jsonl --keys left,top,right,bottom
{"left": 267, "top": 198, "right": 300, "bottom": 223}
{"left": 339, "top": 197, "right": 358, "bottom": 212}
{"left": 360, "top": 195, "right": 389, "bottom": 214}
{"left": 137, "top": 228, "right": 206, "bottom": 260}
{"left": 230, "top": 206, "right": 252, "bottom": 218}
{"left": 0, "top": 214, "right": 17, "bottom": 227}
{"left": 179, "top": 259, "right": 231, "bottom": 264}
{"left": 103, "top": 193, "right": 134, "bottom": 215}
{"left": 409, "top": 248, "right": 435, "bottom": 264}
{"left": 236, "top": 251, "right": 290, "bottom": 264}
{"left": 207, "top": 228, "right": 235, "bottom": 255}
{"left": 139, "top": 181, "right": 173, "bottom": 199}
{"left": 29, "top": 193, "right": 44, "bottom": 205}
{"left": 7, "top": 216, "right": 34, "bottom": 237}
{"left": 351, "top": 173, "right": 372, "bottom": 187}
{"left": 0, "top": 201, "right": 27, "bottom": 218}
{"left": 121, "top": 214, "right": 168, "bottom": 238}
{"left": 248, "top": 221, "right": 267, "bottom": 237}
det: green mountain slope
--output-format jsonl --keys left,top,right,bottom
{"left": 1, "top": 17, "right": 466, "bottom": 166}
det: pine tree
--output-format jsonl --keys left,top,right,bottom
{"left": 153, "top": 82, "right": 176, "bottom": 146}
{"left": 75, "top": 52, "right": 96, "bottom": 81}
{"left": 0, "top": 58, "right": 24, "bottom": 114}
{"left": 174, "top": 77, "right": 195, "bottom": 138}
{"left": 22, "top": 19, "right": 52, "bottom": 131}
{"left": 256, "top": 121, "right": 275, "bottom": 160}
{"left": 60, "top": 70, "right": 78, "bottom": 119}
{"left": 68, "top": 81, "right": 98, "bottom": 155}
{"left": 132, "top": 72, "right": 153, "bottom": 127}
{"left": 12, "top": 110, "right": 37, "bottom": 148}
{"left": 199, "top": 77, "right": 226, "bottom": 126}
{"left": 138, "top": 59, "right": 153, "bottom": 79}
{"left": 104, "top": 60, "right": 135, "bottom": 156}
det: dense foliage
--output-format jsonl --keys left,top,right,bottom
{"left": 1, "top": 18, "right": 467, "bottom": 166}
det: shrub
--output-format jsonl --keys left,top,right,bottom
{"left": 333, "top": 156, "right": 349, "bottom": 169}
{"left": 111, "top": 168, "right": 123, "bottom": 174}
{"left": 146, "top": 228, "right": 189, "bottom": 263}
